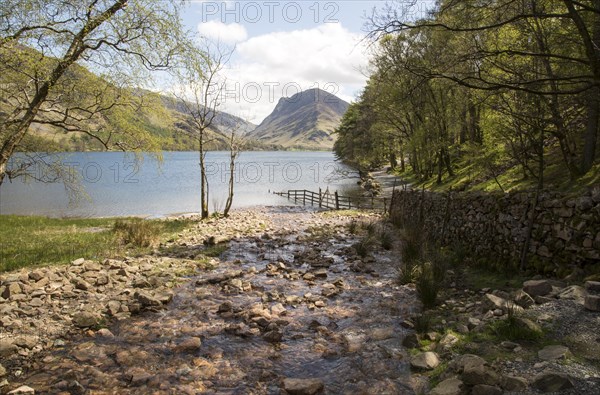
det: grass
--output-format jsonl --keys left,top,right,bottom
{"left": 394, "top": 146, "right": 600, "bottom": 195}
{"left": 353, "top": 236, "right": 376, "bottom": 258}
{"left": 415, "top": 262, "right": 440, "bottom": 309}
{"left": 0, "top": 215, "right": 193, "bottom": 272}
{"left": 463, "top": 266, "right": 527, "bottom": 291}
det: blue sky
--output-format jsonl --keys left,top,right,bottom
{"left": 178, "top": 1, "right": 389, "bottom": 123}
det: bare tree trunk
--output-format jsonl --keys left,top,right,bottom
{"left": 583, "top": 86, "right": 600, "bottom": 173}
{"left": 223, "top": 153, "right": 235, "bottom": 217}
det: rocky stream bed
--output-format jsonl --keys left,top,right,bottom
{"left": 1, "top": 206, "right": 600, "bottom": 394}
{"left": 0, "top": 207, "right": 419, "bottom": 394}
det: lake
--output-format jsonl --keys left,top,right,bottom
{"left": 0, "top": 151, "right": 360, "bottom": 218}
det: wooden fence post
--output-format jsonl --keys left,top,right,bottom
{"left": 303, "top": 190, "right": 306, "bottom": 205}
{"left": 335, "top": 191, "right": 340, "bottom": 210}
{"left": 319, "top": 188, "right": 322, "bottom": 208}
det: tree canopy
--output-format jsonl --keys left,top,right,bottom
{"left": 335, "top": 0, "right": 600, "bottom": 190}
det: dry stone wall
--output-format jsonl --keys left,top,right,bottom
{"left": 390, "top": 188, "right": 600, "bottom": 273}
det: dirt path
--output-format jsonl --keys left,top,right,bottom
{"left": 5, "top": 207, "right": 418, "bottom": 394}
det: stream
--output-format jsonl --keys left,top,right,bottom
{"left": 17, "top": 207, "right": 419, "bottom": 394}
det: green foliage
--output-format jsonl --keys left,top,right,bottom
{"left": 337, "top": 1, "right": 600, "bottom": 191}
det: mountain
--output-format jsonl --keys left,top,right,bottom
{"left": 247, "top": 88, "right": 350, "bottom": 150}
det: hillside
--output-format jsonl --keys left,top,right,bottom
{"left": 247, "top": 88, "right": 349, "bottom": 150}
{"left": 0, "top": 46, "right": 258, "bottom": 152}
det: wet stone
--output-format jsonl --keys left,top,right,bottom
{"left": 282, "top": 378, "right": 324, "bottom": 395}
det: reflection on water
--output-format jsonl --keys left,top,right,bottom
{"left": 0, "top": 151, "right": 360, "bottom": 217}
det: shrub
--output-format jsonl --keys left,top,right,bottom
{"left": 413, "top": 313, "right": 432, "bottom": 334}
{"left": 401, "top": 227, "right": 425, "bottom": 266}
{"left": 380, "top": 229, "right": 394, "bottom": 250}
{"left": 361, "top": 220, "right": 379, "bottom": 237}
{"left": 415, "top": 262, "right": 439, "bottom": 309}
{"left": 353, "top": 236, "right": 375, "bottom": 258}
{"left": 113, "top": 218, "right": 161, "bottom": 248}
{"left": 489, "top": 302, "right": 543, "bottom": 341}
{"left": 348, "top": 219, "right": 358, "bottom": 234}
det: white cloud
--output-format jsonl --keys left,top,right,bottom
{"left": 219, "top": 23, "right": 370, "bottom": 123}
{"left": 197, "top": 20, "right": 248, "bottom": 44}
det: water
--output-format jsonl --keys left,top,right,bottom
{"left": 0, "top": 151, "right": 359, "bottom": 217}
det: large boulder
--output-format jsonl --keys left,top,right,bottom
{"left": 523, "top": 280, "right": 552, "bottom": 297}
{"left": 532, "top": 371, "right": 574, "bottom": 392}
{"left": 429, "top": 378, "right": 463, "bottom": 395}
{"left": 410, "top": 352, "right": 440, "bottom": 370}
{"left": 585, "top": 295, "right": 600, "bottom": 312}
{"left": 501, "top": 375, "right": 528, "bottom": 391}
{"left": 461, "top": 364, "right": 500, "bottom": 386}
{"left": 585, "top": 281, "right": 600, "bottom": 294}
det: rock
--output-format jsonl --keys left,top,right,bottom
{"left": 302, "top": 273, "right": 316, "bottom": 281}
{"left": 402, "top": 333, "right": 419, "bottom": 349}
{"left": 271, "top": 303, "right": 287, "bottom": 316}
{"left": 28, "top": 271, "right": 44, "bottom": 281}
{"left": 134, "top": 291, "right": 162, "bottom": 309}
{"left": 71, "top": 258, "right": 85, "bottom": 266}
{"left": 557, "top": 285, "right": 586, "bottom": 303}
{"left": 282, "top": 378, "right": 324, "bottom": 395}
{"left": 0, "top": 364, "right": 6, "bottom": 377}
{"left": 429, "top": 378, "right": 463, "bottom": 395}
{"left": 501, "top": 375, "right": 528, "bottom": 391}
{"left": 313, "top": 269, "right": 327, "bottom": 279}
{"left": 217, "top": 301, "right": 233, "bottom": 313}
{"left": 83, "top": 261, "right": 101, "bottom": 271}
{"left": 532, "top": 371, "right": 574, "bottom": 392}
{"left": 1, "top": 282, "right": 22, "bottom": 299}
{"left": 439, "top": 333, "right": 459, "bottom": 349}
{"left": 73, "top": 278, "right": 91, "bottom": 291}
{"left": 263, "top": 329, "right": 283, "bottom": 343}
{"left": 513, "top": 317, "right": 542, "bottom": 334}
{"left": 585, "top": 294, "right": 600, "bottom": 311}
{"left": 174, "top": 337, "right": 201, "bottom": 353}
{"left": 0, "top": 340, "right": 18, "bottom": 357}
{"left": 538, "top": 345, "right": 570, "bottom": 361}
{"left": 523, "top": 280, "right": 552, "bottom": 297}
{"left": 107, "top": 300, "right": 121, "bottom": 316}
{"left": 343, "top": 333, "right": 366, "bottom": 352}
{"left": 14, "top": 336, "right": 38, "bottom": 349}
{"left": 410, "top": 352, "right": 440, "bottom": 370}
{"left": 8, "top": 386, "right": 35, "bottom": 394}
{"left": 585, "top": 281, "right": 600, "bottom": 294}
{"left": 96, "top": 328, "right": 115, "bottom": 338}
{"left": 514, "top": 289, "right": 535, "bottom": 308}
{"left": 196, "top": 270, "right": 243, "bottom": 285}
{"left": 73, "top": 311, "right": 102, "bottom": 328}
{"left": 471, "top": 384, "right": 502, "bottom": 395}
{"left": 461, "top": 364, "right": 500, "bottom": 386}
{"left": 484, "top": 294, "right": 521, "bottom": 313}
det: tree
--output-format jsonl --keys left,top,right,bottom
{"left": 367, "top": 0, "right": 600, "bottom": 178}
{"left": 222, "top": 118, "right": 247, "bottom": 217}
{"left": 0, "top": 0, "right": 186, "bottom": 187}
{"left": 171, "top": 40, "right": 231, "bottom": 219}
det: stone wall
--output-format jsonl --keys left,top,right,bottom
{"left": 390, "top": 188, "right": 600, "bottom": 273}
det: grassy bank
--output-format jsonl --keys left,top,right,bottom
{"left": 0, "top": 215, "right": 194, "bottom": 272}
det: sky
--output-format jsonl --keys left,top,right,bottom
{"left": 177, "top": 1, "right": 391, "bottom": 124}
